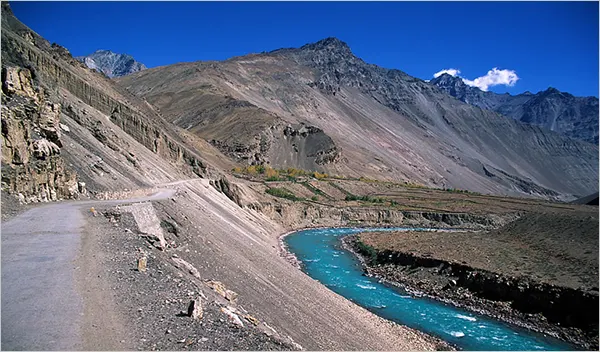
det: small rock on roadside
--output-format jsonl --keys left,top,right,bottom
{"left": 137, "top": 257, "right": 147, "bottom": 272}
{"left": 187, "top": 298, "right": 203, "bottom": 320}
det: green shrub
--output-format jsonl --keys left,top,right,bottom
{"left": 266, "top": 187, "right": 303, "bottom": 201}
{"left": 355, "top": 240, "right": 379, "bottom": 263}
{"left": 445, "top": 187, "right": 472, "bottom": 194}
{"left": 345, "top": 194, "right": 359, "bottom": 201}
{"left": 301, "top": 182, "right": 328, "bottom": 197}
{"left": 285, "top": 167, "right": 307, "bottom": 177}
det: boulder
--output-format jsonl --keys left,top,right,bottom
{"left": 206, "top": 280, "right": 238, "bottom": 302}
{"left": 172, "top": 257, "right": 201, "bottom": 280}
{"left": 220, "top": 306, "right": 244, "bottom": 327}
{"left": 137, "top": 257, "right": 147, "bottom": 272}
{"left": 187, "top": 298, "right": 203, "bottom": 320}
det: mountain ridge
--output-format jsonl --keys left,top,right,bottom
{"left": 117, "top": 36, "right": 598, "bottom": 199}
{"left": 76, "top": 49, "right": 147, "bottom": 78}
{"left": 430, "top": 73, "right": 599, "bottom": 144}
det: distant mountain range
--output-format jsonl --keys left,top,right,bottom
{"left": 430, "top": 73, "right": 599, "bottom": 144}
{"left": 76, "top": 50, "right": 146, "bottom": 78}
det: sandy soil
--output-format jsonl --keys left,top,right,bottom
{"left": 139, "top": 179, "right": 449, "bottom": 350}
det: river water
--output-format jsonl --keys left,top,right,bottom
{"left": 284, "top": 227, "right": 576, "bottom": 351}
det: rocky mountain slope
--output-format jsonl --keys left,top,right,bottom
{"left": 1, "top": 2, "right": 235, "bottom": 203}
{"left": 430, "top": 73, "right": 599, "bottom": 144}
{"left": 76, "top": 50, "right": 146, "bottom": 78}
{"left": 117, "top": 37, "right": 598, "bottom": 199}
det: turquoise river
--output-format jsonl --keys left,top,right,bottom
{"left": 284, "top": 227, "right": 577, "bottom": 351}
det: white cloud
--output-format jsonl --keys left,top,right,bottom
{"left": 461, "top": 68, "right": 519, "bottom": 91}
{"left": 434, "top": 68, "right": 461, "bottom": 78}
{"left": 432, "top": 67, "right": 520, "bottom": 91}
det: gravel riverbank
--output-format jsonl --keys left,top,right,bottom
{"left": 343, "top": 233, "right": 597, "bottom": 350}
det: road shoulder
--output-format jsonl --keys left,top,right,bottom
{"left": 76, "top": 207, "right": 134, "bottom": 350}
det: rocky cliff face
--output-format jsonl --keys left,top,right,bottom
{"left": 518, "top": 88, "right": 599, "bottom": 144}
{"left": 428, "top": 73, "right": 512, "bottom": 110}
{"left": 76, "top": 50, "right": 147, "bottom": 78}
{"left": 1, "top": 66, "right": 81, "bottom": 202}
{"left": 1, "top": 3, "right": 238, "bottom": 205}
{"left": 209, "top": 122, "right": 339, "bottom": 168}
{"left": 430, "top": 73, "right": 599, "bottom": 144}
{"left": 1, "top": 3, "right": 221, "bottom": 182}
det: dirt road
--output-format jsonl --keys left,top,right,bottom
{"left": 1, "top": 189, "right": 176, "bottom": 350}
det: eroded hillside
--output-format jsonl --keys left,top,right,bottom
{"left": 117, "top": 38, "right": 598, "bottom": 200}
{"left": 0, "top": 2, "right": 239, "bottom": 203}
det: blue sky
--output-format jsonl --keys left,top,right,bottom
{"left": 11, "top": 1, "right": 599, "bottom": 97}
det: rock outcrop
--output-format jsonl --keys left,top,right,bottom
{"left": 252, "top": 200, "right": 504, "bottom": 230}
{"left": 1, "top": 4, "right": 217, "bottom": 183}
{"left": 1, "top": 66, "right": 80, "bottom": 202}
{"left": 208, "top": 121, "right": 339, "bottom": 168}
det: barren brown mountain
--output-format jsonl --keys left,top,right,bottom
{"left": 116, "top": 37, "right": 597, "bottom": 200}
